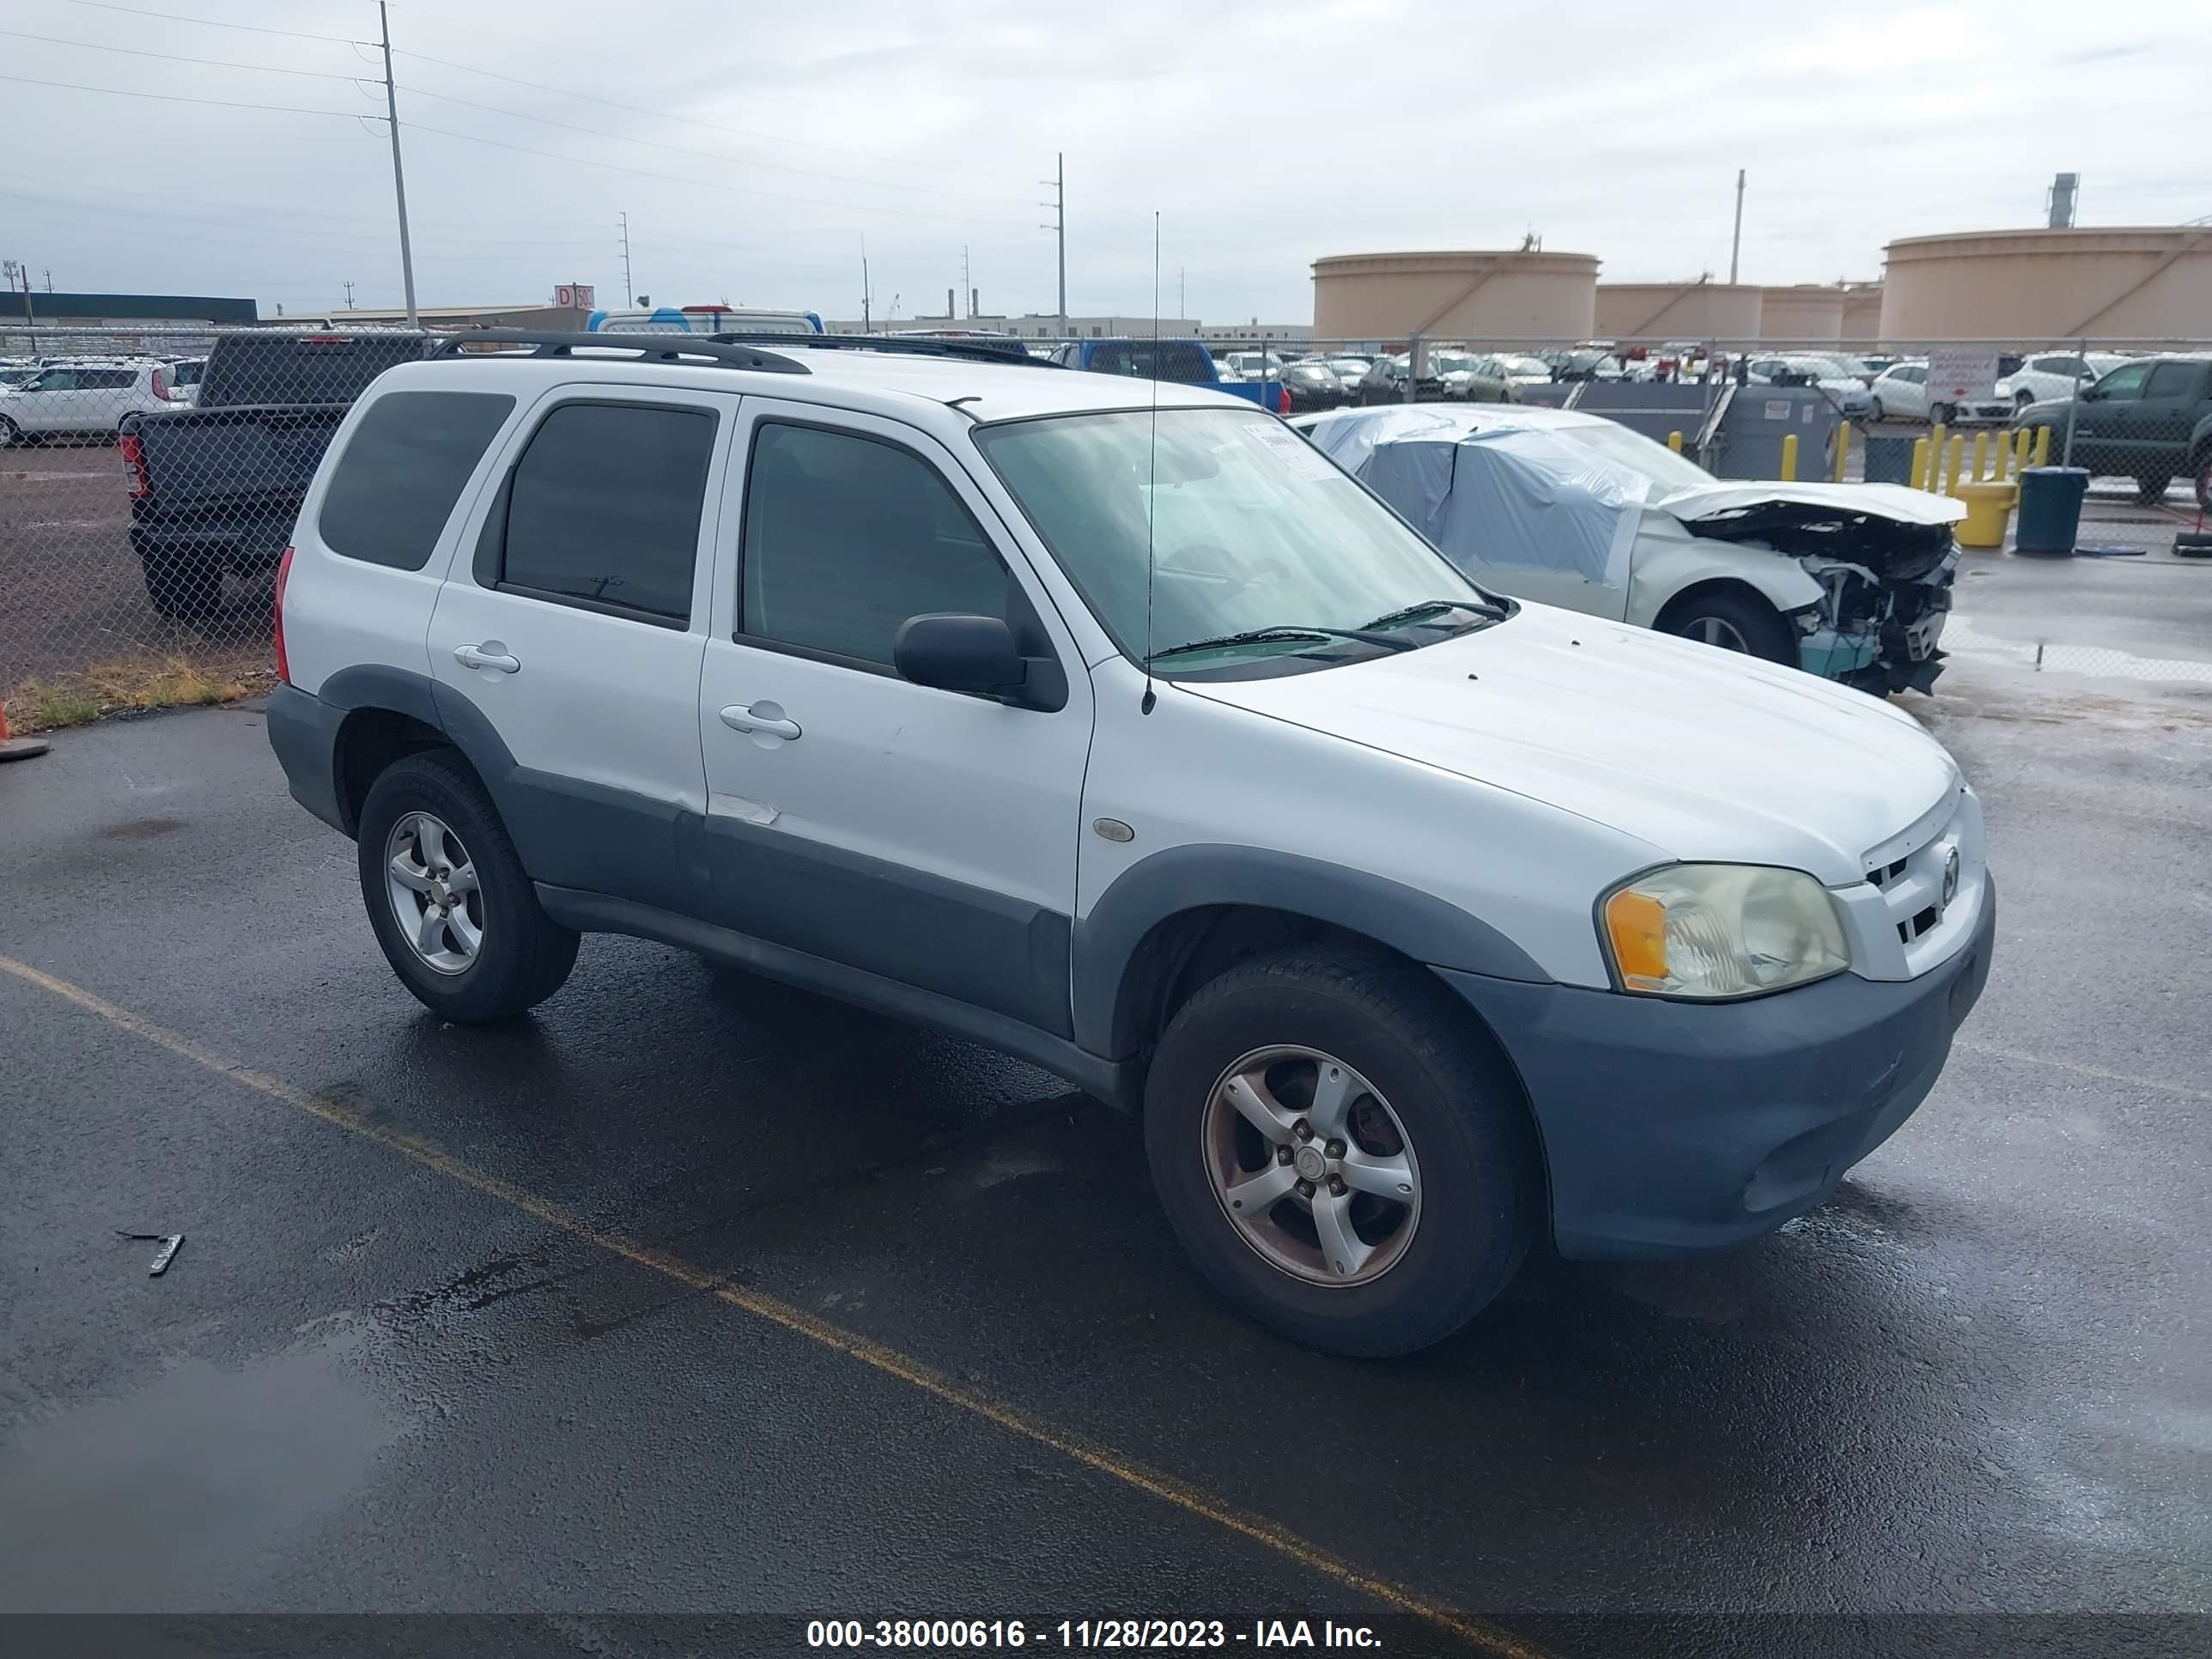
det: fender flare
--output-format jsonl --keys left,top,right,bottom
{"left": 1072, "top": 843, "right": 1550, "bottom": 1059}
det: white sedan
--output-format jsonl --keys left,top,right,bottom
{"left": 1293, "top": 403, "right": 1966, "bottom": 694}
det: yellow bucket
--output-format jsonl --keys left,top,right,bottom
{"left": 1953, "top": 481, "right": 2017, "bottom": 550}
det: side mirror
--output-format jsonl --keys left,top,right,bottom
{"left": 895, "top": 613, "right": 1061, "bottom": 710}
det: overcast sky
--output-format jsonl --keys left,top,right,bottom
{"left": 4, "top": 0, "right": 2208, "bottom": 324}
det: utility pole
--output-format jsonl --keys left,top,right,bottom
{"left": 860, "top": 234, "right": 872, "bottom": 334}
{"left": 343, "top": 279, "right": 356, "bottom": 308}
{"left": 1177, "top": 267, "right": 1185, "bottom": 320}
{"left": 378, "top": 2, "right": 418, "bottom": 327}
{"left": 40, "top": 268, "right": 52, "bottom": 292}
{"left": 1040, "top": 154, "right": 1066, "bottom": 336}
{"left": 1729, "top": 167, "right": 1746, "bottom": 286}
{"left": 962, "top": 246, "right": 971, "bottom": 318}
{"left": 617, "top": 211, "right": 634, "bottom": 306}
{"left": 3, "top": 259, "right": 33, "bottom": 347}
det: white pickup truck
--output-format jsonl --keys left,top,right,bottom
{"left": 267, "top": 331, "right": 1994, "bottom": 1356}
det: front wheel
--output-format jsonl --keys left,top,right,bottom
{"left": 1929, "top": 401, "right": 1955, "bottom": 425}
{"left": 1143, "top": 947, "right": 1537, "bottom": 1357}
{"left": 1662, "top": 589, "right": 1796, "bottom": 665}
{"left": 2014, "top": 390, "right": 2036, "bottom": 415}
{"left": 0, "top": 416, "right": 20, "bottom": 449}
{"left": 2133, "top": 474, "right": 2172, "bottom": 505}
{"left": 1868, "top": 397, "right": 1886, "bottom": 422}
{"left": 356, "top": 750, "right": 579, "bottom": 1022}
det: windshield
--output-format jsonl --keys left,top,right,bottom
{"left": 975, "top": 408, "right": 1491, "bottom": 673}
{"left": 1553, "top": 419, "right": 1716, "bottom": 495}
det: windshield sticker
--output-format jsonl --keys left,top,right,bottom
{"left": 1242, "top": 418, "right": 1340, "bottom": 481}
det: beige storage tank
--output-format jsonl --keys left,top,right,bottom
{"left": 1879, "top": 228, "right": 2212, "bottom": 341}
{"left": 1839, "top": 284, "right": 1883, "bottom": 343}
{"left": 1760, "top": 285, "right": 1845, "bottom": 342}
{"left": 1311, "top": 251, "right": 1598, "bottom": 342}
{"left": 1593, "top": 282, "right": 1763, "bottom": 341}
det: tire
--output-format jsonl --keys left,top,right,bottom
{"left": 1929, "top": 401, "right": 1955, "bottom": 426}
{"left": 0, "top": 416, "right": 19, "bottom": 449}
{"left": 2014, "top": 390, "right": 2036, "bottom": 415}
{"left": 1142, "top": 945, "right": 1538, "bottom": 1358}
{"left": 2195, "top": 452, "right": 2212, "bottom": 514}
{"left": 2132, "top": 475, "right": 2172, "bottom": 506}
{"left": 1868, "top": 397, "right": 1885, "bottom": 423}
{"left": 140, "top": 547, "right": 220, "bottom": 620}
{"left": 1661, "top": 589, "right": 1796, "bottom": 664}
{"left": 356, "top": 750, "right": 579, "bottom": 1023}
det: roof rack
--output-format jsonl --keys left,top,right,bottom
{"left": 428, "top": 329, "right": 807, "bottom": 374}
{"left": 711, "top": 331, "right": 1050, "bottom": 368}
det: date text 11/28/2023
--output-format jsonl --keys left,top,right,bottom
{"left": 805, "top": 1619, "right": 1383, "bottom": 1649}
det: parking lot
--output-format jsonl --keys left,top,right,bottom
{"left": 3, "top": 541, "right": 2208, "bottom": 1656}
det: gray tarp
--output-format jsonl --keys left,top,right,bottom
{"left": 1309, "top": 407, "right": 1648, "bottom": 587}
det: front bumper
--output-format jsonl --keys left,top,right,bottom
{"left": 1437, "top": 878, "right": 1996, "bottom": 1260}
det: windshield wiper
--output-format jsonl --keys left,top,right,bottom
{"left": 1149, "top": 624, "right": 1413, "bottom": 663}
{"left": 1359, "top": 596, "right": 1511, "bottom": 630}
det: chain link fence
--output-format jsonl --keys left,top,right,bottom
{"left": 4, "top": 323, "right": 2207, "bottom": 728}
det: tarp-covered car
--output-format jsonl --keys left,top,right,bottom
{"left": 1293, "top": 404, "right": 1966, "bottom": 694}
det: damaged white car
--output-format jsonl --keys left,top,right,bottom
{"left": 1292, "top": 404, "right": 1966, "bottom": 693}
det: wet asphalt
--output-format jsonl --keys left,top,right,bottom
{"left": 3, "top": 553, "right": 2209, "bottom": 1659}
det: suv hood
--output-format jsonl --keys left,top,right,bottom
{"left": 1185, "top": 603, "right": 1960, "bottom": 884}
{"left": 1656, "top": 480, "right": 1966, "bottom": 527}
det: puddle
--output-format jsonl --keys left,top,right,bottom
{"left": 1944, "top": 616, "right": 2212, "bottom": 686}
{"left": 0, "top": 1323, "right": 404, "bottom": 1611}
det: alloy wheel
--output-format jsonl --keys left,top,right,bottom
{"left": 384, "top": 811, "right": 483, "bottom": 974}
{"left": 1200, "top": 1045, "right": 1421, "bottom": 1285}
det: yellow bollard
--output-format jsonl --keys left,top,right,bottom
{"left": 1969, "top": 430, "right": 1990, "bottom": 482}
{"left": 1928, "top": 421, "right": 1948, "bottom": 485}
{"left": 1946, "top": 434, "right": 1966, "bottom": 495}
{"left": 1779, "top": 433, "right": 1798, "bottom": 481}
{"left": 2014, "top": 428, "right": 2033, "bottom": 478}
{"left": 1667, "top": 430, "right": 1683, "bottom": 453}
{"left": 1832, "top": 420, "right": 1851, "bottom": 483}
{"left": 2031, "top": 425, "right": 2051, "bottom": 468}
{"left": 1911, "top": 436, "right": 1932, "bottom": 490}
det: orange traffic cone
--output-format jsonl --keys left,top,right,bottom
{"left": 0, "top": 698, "right": 52, "bottom": 763}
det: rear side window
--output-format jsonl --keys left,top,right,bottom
{"left": 2143, "top": 362, "right": 2199, "bottom": 400}
{"left": 494, "top": 402, "right": 714, "bottom": 625}
{"left": 319, "top": 391, "right": 514, "bottom": 571}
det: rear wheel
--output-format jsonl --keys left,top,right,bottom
{"left": 2133, "top": 474, "right": 2172, "bottom": 505}
{"left": 1143, "top": 946, "right": 1537, "bottom": 1357}
{"left": 2195, "top": 452, "right": 2212, "bottom": 514}
{"left": 0, "top": 416, "right": 20, "bottom": 448}
{"left": 1661, "top": 589, "right": 1796, "bottom": 665}
{"left": 356, "top": 750, "right": 579, "bottom": 1022}
{"left": 140, "top": 546, "right": 220, "bottom": 619}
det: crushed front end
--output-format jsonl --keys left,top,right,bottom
{"left": 1685, "top": 502, "right": 1960, "bottom": 694}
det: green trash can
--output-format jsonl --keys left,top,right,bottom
{"left": 2014, "top": 466, "right": 2089, "bottom": 556}
{"left": 1861, "top": 434, "right": 1915, "bottom": 484}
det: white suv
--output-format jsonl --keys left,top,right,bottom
{"left": 268, "top": 331, "right": 1995, "bottom": 1356}
{"left": 0, "top": 358, "right": 186, "bottom": 445}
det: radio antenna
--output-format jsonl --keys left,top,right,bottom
{"left": 1141, "top": 210, "right": 1160, "bottom": 716}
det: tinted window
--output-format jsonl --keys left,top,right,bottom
{"left": 2037, "top": 356, "right": 2085, "bottom": 375}
{"left": 319, "top": 391, "right": 515, "bottom": 571}
{"left": 498, "top": 403, "right": 714, "bottom": 623}
{"left": 2093, "top": 362, "right": 2151, "bottom": 399}
{"left": 198, "top": 333, "right": 428, "bottom": 408}
{"left": 1085, "top": 339, "right": 1218, "bottom": 384}
{"left": 28, "top": 369, "right": 78, "bottom": 392}
{"left": 81, "top": 368, "right": 137, "bottom": 391}
{"left": 741, "top": 422, "right": 1013, "bottom": 666}
{"left": 2143, "top": 362, "right": 2200, "bottom": 399}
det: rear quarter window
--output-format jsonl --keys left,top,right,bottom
{"left": 318, "top": 391, "right": 515, "bottom": 571}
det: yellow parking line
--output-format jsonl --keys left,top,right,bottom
{"left": 0, "top": 952, "right": 1547, "bottom": 1659}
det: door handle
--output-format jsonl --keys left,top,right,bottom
{"left": 720, "top": 703, "right": 801, "bottom": 741}
{"left": 453, "top": 642, "right": 520, "bottom": 674}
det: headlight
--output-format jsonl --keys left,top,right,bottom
{"left": 1600, "top": 864, "right": 1849, "bottom": 1000}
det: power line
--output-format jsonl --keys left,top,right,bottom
{"left": 58, "top": 0, "right": 362, "bottom": 45}
{"left": 393, "top": 82, "right": 1032, "bottom": 207}
{"left": 390, "top": 46, "right": 1031, "bottom": 187}
{"left": 403, "top": 121, "right": 1037, "bottom": 229}
{"left": 0, "top": 71, "right": 374, "bottom": 119}
{"left": 0, "top": 26, "right": 368, "bottom": 81}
